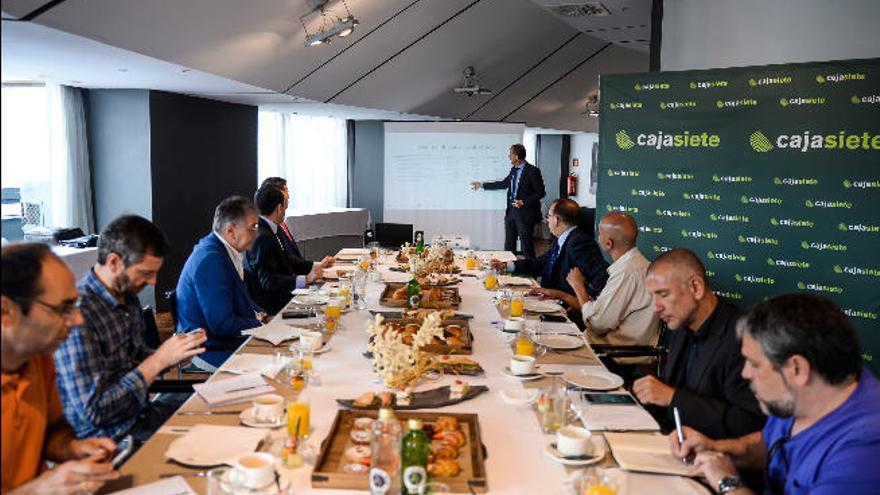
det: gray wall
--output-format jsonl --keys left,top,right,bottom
{"left": 87, "top": 89, "right": 152, "bottom": 230}
{"left": 350, "top": 120, "right": 385, "bottom": 224}
{"left": 661, "top": 0, "right": 880, "bottom": 71}
{"left": 536, "top": 134, "right": 563, "bottom": 214}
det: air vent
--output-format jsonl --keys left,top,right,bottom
{"left": 547, "top": 2, "right": 611, "bottom": 17}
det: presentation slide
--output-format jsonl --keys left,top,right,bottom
{"left": 383, "top": 121, "right": 525, "bottom": 250}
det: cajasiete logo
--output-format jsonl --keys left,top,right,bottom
{"left": 834, "top": 265, "right": 880, "bottom": 277}
{"left": 681, "top": 229, "right": 718, "bottom": 239}
{"left": 741, "top": 195, "right": 783, "bottom": 205}
{"left": 652, "top": 245, "right": 673, "bottom": 253}
{"left": 609, "top": 101, "right": 644, "bottom": 110}
{"left": 778, "top": 96, "right": 826, "bottom": 107}
{"left": 767, "top": 257, "right": 810, "bottom": 269}
{"left": 657, "top": 172, "right": 694, "bottom": 180}
{"left": 615, "top": 129, "right": 721, "bottom": 150}
{"left": 816, "top": 72, "right": 866, "bottom": 84}
{"left": 801, "top": 240, "right": 847, "bottom": 251}
{"left": 797, "top": 281, "right": 844, "bottom": 294}
{"left": 716, "top": 98, "right": 758, "bottom": 109}
{"left": 851, "top": 94, "right": 880, "bottom": 105}
{"left": 605, "top": 204, "right": 639, "bottom": 213}
{"left": 715, "top": 290, "right": 743, "bottom": 300}
{"left": 607, "top": 168, "right": 640, "bottom": 177}
{"left": 735, "top": 273, "right": 776, "bottom": 285}
{"left": 710, "top": 213, "right": 749, "bottom": 223}
{"left": 707, "top": 251, "right": 747, "bottom": 262}
{"left": 843, "top": 178, "right": 880, "bottom": 189}
{"left": 683, "top": 192, "right": 721, "bottom": 201}
{"left": 631, "top": 188, "right": 665, "bottom": 198}
{"left": 639, "top": 225, "right": 663, "bottom": 234}
{"left": 714, "top": 174, "right": 753, "bottom": 183}
{"left": 738, "top": 235, "right": 779, "bottom": 245}
{"left": 843, "top": 308, "right": 878, "bottom": 320}
{"left": 690, "top": 80, "right": 729, "bottom": 89}
{"left": 659, "top": 100, "right": 697, "bottom": 110}
{"left": 748, "top": 75, "right": 793, "bottom": 87}
{"left": 770, "top": 217, "right": 815, "bottom": 228}
{"left": 750, "top": 129, "right": 880, "bottom": 152}
{"left": 805, "top": 199, "right": 853, "bottom": 209}
{"left": 774, "top": 176, "right": 818, "bottom": 186}
{"left": 634, "top": 82, "right": 670, "bottom": 91}
{"left": 838, "top": 222, "right": 880, "bottom": 233}
{"left": 656, "top": 208, "right": 691, "bottom": 218}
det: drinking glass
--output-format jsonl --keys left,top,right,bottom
{"left": 288, "top": 393, "right": 311, "bottom": 439}
{"left": 537, "top": 385, "right": 567, "bottom": 434}
{"left": 510, "top": 291, "right": 525, "bottom": 317}
{"left": 338, "top": 276, "right": 352, "bottom": 307}
{"left": 420, "top": 481, "right": 452, "bottom": 494}
{"left": 496, "top": 289, "right": 512, "bottom": 318}
{"left": 574, "top": 467, "right": 625, "bottom": 495}
{"left": 206, "top": 467, "right": 231, "bottom": 495}
{"left": 483, "top": 268, "right": 498, "bottom": 290}
{"left": 352, "top": 270, "right": 368, "bottom": 310}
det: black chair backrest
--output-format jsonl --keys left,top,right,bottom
{"left": 164, "top": 290, "right": 179, "bottom": 331}
{"left": 142, "top": 306, "right": 160, "bottom": 350}
{"left": 375, "top": 223, "right": 413, "bottom": 248}
{"left": 578, "top": 207, "right": 597, "bottom": 239}
{"left": 363, "top": 228, "right": 375, "bottom": 247}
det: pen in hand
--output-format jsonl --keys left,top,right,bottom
{"left": 673, "top": 406, "right": 688, "bottom": 464}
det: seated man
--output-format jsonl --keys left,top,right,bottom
{"left": 54, "top": 215, "right": 207, "bottom": 442}
{"left": 245, "top": 186, "right": 325, "bottom": 314}
{"left": 633, "top": 248, "right": 765, "bottom": 439}
{"left": 176, "top": 196, "right": 265, "bottom": 371}
{"left": 493, "top": 198, "right": 608, "bottom": 299}
{"left": 536, "top": 213, "right": 659, "bottom": 353}
{"left": 2, "top": 243, "right": 118, "bottom": 493}
{"left": 259, "top": 177, "right": 334, "bottom": 268}
{"left": 672, "top": 294, "right": 880, "bottom": 495}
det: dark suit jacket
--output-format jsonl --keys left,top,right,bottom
{"left": 175, "top": 233, "right": 262, "bottom": 368}
{"left": 512, "top": 227, "right": 609, "bottom": 298}
{"left": 244, "top": 218, "right": 314, "bottom": 315}
{"left": 276, "top": 219, "right": 305, "bottom": 259}
{"left": 482, "top": 162, "right": 546, "bottom": 224}
{"left": 659, "top": 300, "right": 766, "bottom": 439}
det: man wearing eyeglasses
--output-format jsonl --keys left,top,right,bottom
{"left": 2, "top": 243, "right": 120, "bottom": 494}
{"left": 53, "top": 215, "right": 207, "bottom": 443}
{"left": 670, "top": 294, "right": 880, "bottom": 495}
{"left": 176, "top": 196, "right": 266, "bottom": 371}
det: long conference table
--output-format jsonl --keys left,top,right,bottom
{"left": 117, "top": 250, "right": 709, "bottom": 494}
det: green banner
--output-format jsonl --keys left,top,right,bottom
{"left": 597, "top": 58, "right": 880, "bottom": 374}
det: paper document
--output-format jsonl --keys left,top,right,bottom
{"left": 579, "top": 404, "right": 660, "bottom": 431}
{"left": 220, "top": 353, "right": 286, "bottom": 378}
{"left": 604, "top": 432, "right": 691, "bottom": 476}
{"left": 192, "top": 372, "right": 274, "bottom": 407}
{"left": 109, "top": 476, "right": 196, "bottom": 495}
{"left": 241, "top": 320, "right": 304, "bottom": 346}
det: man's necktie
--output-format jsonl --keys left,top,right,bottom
{"left": 279, "top": 222, "right": 294, "bottom": 242}
{"left": 543, "top": 241, "right": 560, "bottom": 280}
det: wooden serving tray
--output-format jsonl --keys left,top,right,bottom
{"left": 382, "top": 317, "right": 473, "bottom": 355}
{"left": 336, "top": 385, "right": 488, "bottom": 410}
{"left": 380, "top": 283, "right": 461, "bottom": 309}
{"left": 312, "top": 410, "right": 488, "bottom": 493}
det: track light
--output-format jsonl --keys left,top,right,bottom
{"left": 301, "top": 0, "right": 359, "bottom": 47}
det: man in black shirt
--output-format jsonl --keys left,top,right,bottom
{"left": 633, "top": 248, "right": 765, "bottom": 439}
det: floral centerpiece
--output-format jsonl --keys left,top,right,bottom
{"left": 366, "top": 312, "right": 445, "bottom": 388}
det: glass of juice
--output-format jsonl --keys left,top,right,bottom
{"left": 510, "top": 292, "right": 524, "bottom": 317}
{"left": 288, "top": 392, "right": 310, "bottom": 439}
{"left": 483, "top": 269, "right": 498, "bottom": 290}
{"left": 514, "top": 328, "right": 535, "bottom": 356}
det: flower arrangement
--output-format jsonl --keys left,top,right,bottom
{"left": 366, "top": 312, "right": 446, "bottom": 388}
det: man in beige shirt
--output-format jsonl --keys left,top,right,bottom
{"left": 532, "top": 213, "right": 659, "bottom": 354}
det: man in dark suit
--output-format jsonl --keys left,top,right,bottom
{"left": 471, "top": 144, "right": 546, "bottom": 258}
{"left": 260, "top": 177, "right": 334, "bottom": 266}
{"left": 493, "top": 198, "right": 609, "bottom": 298}
{"left": 244, "top": 186, "right": 325, "bottom": 315}
{"left": 633, "top": 248, "right": 765, "bottom": 439}
{"left": 175, "top": 196, "right": 265, "bottom": 371}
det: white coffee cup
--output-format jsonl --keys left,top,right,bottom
{"left": 556, "top": 426, "right": 594, "bottom": 457}
{"left": 252, "top": 394, "right": 285, "bottom": 423}
{"left": 230, "top": 452, "right": 275, "bottom": 489}
{"left": 299, "top": 331, "right": 323, "bottom": 351}
{"left": 509, "top": 355, "right": 536, "bottom": 375}
{"left": 504, "top": 317, "right": 525, "bottom": 332}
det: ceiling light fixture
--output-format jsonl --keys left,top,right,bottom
{"left": 453, "top": 66, "right": 492, "bottom": 96}
{"left": 301, "top": 0, "right": 359, "bottom": 47}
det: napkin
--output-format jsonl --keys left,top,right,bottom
{"left": 498, "top": 275, "right": 538, "bottom": 287}
{"left": 241, "top": 320, "right": 304, "bottom": 346}
{"left": 192, "top": 373, "right": 275, "bottom": 407}
{"left": 220, "top": 353, "right": 286, "bottom": 378}
{"left": 579, "top": 404, "right": 660, "bottom": 431}
{"left": 165, "top": 424, "right": 268, "bottom": 467}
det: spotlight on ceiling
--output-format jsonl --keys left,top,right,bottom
{"left": 453, "top": 66, "right": 492, "bottom": 96}
{"left": 301, "top": 0, "right": 359, "bottom": 47}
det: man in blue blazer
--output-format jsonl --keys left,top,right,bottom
{"left": 176, "top": 196, "right": 265, "bottom": 371}
{"left": 494, "top": 198, "right": 609, "bottom": 299}
{"left": 472, "top": 144, "right": 546, "bottom": 258}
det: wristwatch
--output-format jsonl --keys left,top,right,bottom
{"left": 717, "top": 475, "right": 745, "bottom": 493}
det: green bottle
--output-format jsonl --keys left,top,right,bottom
{"left": 406, "top": 276, "right": 421, "bottom": 309}
{"left": 414, "top": 232, "right": 425, "bottom": 256}
{"left": 401, "top": 418, "right": 430, "bottom": 495}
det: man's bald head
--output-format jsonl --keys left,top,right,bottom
{"left": 598, "top": 213, "right": 638, "bottom": 248}
{"left": 647, "top": 248, "right": 708, "bottom": 283}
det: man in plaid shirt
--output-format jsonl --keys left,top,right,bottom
{"left": 54, "top": 215, "right": 207, "bottom": 441}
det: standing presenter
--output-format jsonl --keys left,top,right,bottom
{"left": 471, "top": 144, "right": 546, "bottom": 258}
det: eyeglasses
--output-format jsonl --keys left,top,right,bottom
{"left": 32, "top": 297, "right": 82, "bottom": 319}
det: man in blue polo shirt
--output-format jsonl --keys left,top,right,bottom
{"left": 670, "top": 293, "right": 880, "bottom": 495}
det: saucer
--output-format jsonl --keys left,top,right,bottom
{"left": 289, "top": 342, "right": 332, "bottom": 355}
{"left": 500, "top": 366, "right": 543, "bottom": 381}
{"left": 499, "top": 388, "right": 539, "bottom": 405}
{"left": 220, "top": 468, "right": 289, "bottom": 495}
{"left": 543, "top": 437, "right": 606, "bottom": 467}
{"left": 239, "top": 407, "right": 285, "bottom": 429}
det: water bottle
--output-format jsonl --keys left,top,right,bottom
{"left": 401, "top": 418, "right": 430, "bottom": 495}
{"left": 370, "top": 408, "right": 402, "bottom": 495}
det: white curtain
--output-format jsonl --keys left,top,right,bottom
{"left": 258, "top": 111, "right": 348, "bottom": 211}
{"left": 47, "top": 84, "right": 94, "bottom": 233}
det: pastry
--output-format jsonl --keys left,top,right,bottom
{"left": 353, "top": 392, "right": 375, "bottom": 407}
{"left": 353, "top": 417, "right": 374, "bottom": 430}
{"left": 435, "top": 416, "right": 459, "bottom": 431}
{"left": 350, "top": 429, "right": 371, "bottom": 444}
{"left": 428, "top": 458, "right": 461, "bottom": 477}
{"left": 449, "top": 379, "right": 470, "bottom": 400}
{"left": 344, "top": 445, "right": 372, "bottom": 465}
{"left": 342, "top": 463, "right": 369, "bottom": 474}
{"left": 379, "top": 391, "right": 394, "bottom": 407}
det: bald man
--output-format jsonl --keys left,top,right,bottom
{"left": 564, "top": 213, "right": 659, "bottom": 354}
{"left": 632, "top": 248, "right": 764, "bottom": 439}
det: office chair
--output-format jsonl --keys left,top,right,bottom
{"left": 590, "top": 322, "right": 670, "bottom": 384}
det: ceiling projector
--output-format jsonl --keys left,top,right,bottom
{"left": 454, "top": 66, "right": 492, "bottom": 96}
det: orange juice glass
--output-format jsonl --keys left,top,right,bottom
{"left": 287, "top": 400, "right": 310, "bottom": 438}
{"left": 465, "top": 257, "right": 477, "bottom": 269}
{"left": 484, "top": 270, "right": 498, "bottom": 290}
{"left": 510, "top": 293, "right": 524, "bottom": 317}
{"left": 515, "top": 334, "right": 535, "bottom": 356}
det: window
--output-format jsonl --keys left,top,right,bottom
{"left": 257, "top": 112, "right": 348, "bottom": 211}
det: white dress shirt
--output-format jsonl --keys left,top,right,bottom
{"left": 214, "top": 231, "right": 244, "bottom": 281}
{"left": 581, "top": 247, "right": 660, "bottom": 356}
